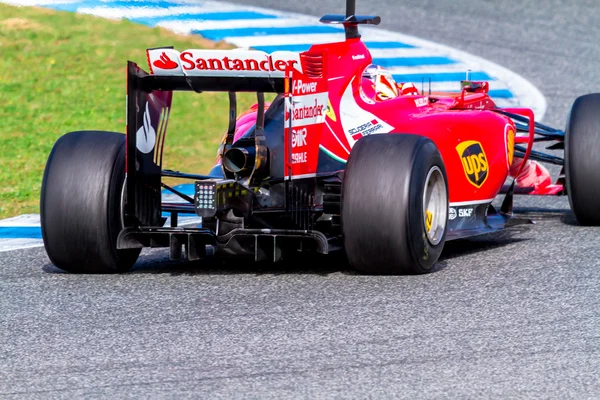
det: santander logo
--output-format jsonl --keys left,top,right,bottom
{"left": 147, "top": 48, "right": 302, "bottom": 78}
{"left": 179, "top": 51, "right": 297, "bottom": 73}
{"left": 152, "top": 52, "right": 178, "bottom": 70}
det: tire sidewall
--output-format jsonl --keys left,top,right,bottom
{"left": 564, "top": 93, "right": 600, "bottom": 225}
{"left": 40, "top": 131, "right": 139, "bottom": 273}
{"left": 341, "top": 134, "right": 448, "bottom": 274}
{"left": 407, "top": 142, "right": 448, "bottom": 273}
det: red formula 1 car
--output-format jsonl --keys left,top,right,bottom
{"left": 40, "top": 0, "right": 600, "bottom": 274}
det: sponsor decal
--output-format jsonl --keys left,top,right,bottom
{"left": 414, "top": 97, "right": 429, "bottom": 107}
{"left": 292, "top": 152, "right": 307, "bottom": 164}
{"left": 287, "top": 92, "right": 328, "bottom": 127}
{"left": 136, "top": 102, "right": 156, "bottom": 154}
{"left": 339, "top": 78, "right": 394, "bottom": 146}
{"left": 449, "top": 206, "right": 474, "bottom": 221}
{"left": 449, "top": 207, "right": 457, "bottom": 220}
{"left": 352, "top": 54, "right": 365, "bottom": 60}
{"left": 292, "top": 128, "right": 307, "bottom": 148}
{"left": 289, "top": 126, "right": 310, "bottom": 165}
{"left": 293, "top": 98, "right": 324, "bottom": 121}
{"left": 180, "top": 51, "right": 297, "bottom": 73}
{"left": 283, "top": 68, "right": 327, "bottom": 177}
{"left": 458, "top": 208, "right": 473, "bottom": 217}
{"left": 505, "top": 124, "right": 515, "bottom": 167}
{"left": 147, "top": 49, "right": 301, "bottom": 78}
{"left": 326, "top": 99, "right": 337, "bottom": 122}
{"left": 152, "top": 52, "right": 178, "bottom": 70}
{"left": 293, "top": 79, "right": 318, "bottom": 94}
{"left": 456, "top": 140, "right": 489, "bottom": 188}
{"left": 348, "top": 119, "right": 386, "bottom": 140}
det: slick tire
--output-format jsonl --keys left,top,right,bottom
{"left": 342, "top": 134, "right": 448, "bottom": 274}
{"left": 565, "top": 93, "right": 600, "bottom": 226}
{"left": 40, "top": 131, "right": 140, "bottom": 273}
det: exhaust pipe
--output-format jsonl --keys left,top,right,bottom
{"left": 222, "top": 146, "right": 256, "bottom": 174}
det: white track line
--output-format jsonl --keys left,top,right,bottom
{"left": 0, "top": 239, "right": 44, "bottom": 253}
{"left": 78, "top": 5, "right": 242, "bottom": 19}
{"left": 157, "top": 17, "right": 330, "bottom": 33}
{"left": 0, "top": 214, "right": 41, "bottom": 227}
{"left": 227, "top": 33, "right": 346, "bottom": 47}
{"left": 369, "top": 48, "right": 456, "bottom": 58}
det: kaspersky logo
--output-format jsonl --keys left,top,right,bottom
{"left": 457, "top": 140, "right": 488, "bottom": 187}
{"left": 136, "top": 102, "right": 156, "bottom": 154}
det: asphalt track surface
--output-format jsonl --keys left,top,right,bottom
{"left": 2, "top": 1, "right": 600, "bottom": 398}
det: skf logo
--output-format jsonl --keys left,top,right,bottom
{"left": 456, "top": 140, "right": 488, "bottom": 188}
{"left": 505, "top": 125, "right": 515, "bottom": 167}
{"left": 459, "top": 208, "right": 473, "bottom": 217}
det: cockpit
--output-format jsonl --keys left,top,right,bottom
{"left": 360, "top": 64, "right": 420, "bottom": 102}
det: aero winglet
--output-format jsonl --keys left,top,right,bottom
{"left": 319, "top": 0, "right": 381, "bottom": 39}
{"left": 319, "top": 15, "right": 381, "bottom": 25}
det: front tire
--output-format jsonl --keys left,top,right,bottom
{"left": 40, "top": 131, "right": 140, "bottom": 273}
{"left": 565, "top": 93, "right": 600, "bottom": 226}
{"left": 342, "top": 134, "right": 448, "bottom": 274}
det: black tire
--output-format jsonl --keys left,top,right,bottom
{"left": 40, "top": 131, "right": 140, "bottom": 273}
{"left": 565, "top": 93, "right": 600, "bottom": 226}
{"left": 342, "top": 134, "right": 448, "bottom": 274}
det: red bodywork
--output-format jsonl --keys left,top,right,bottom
{"left": 226, "top": 38, "right": 552, "bottom": 205}
{"left": 120, "top": 10, "right": 567, "bottom": 265}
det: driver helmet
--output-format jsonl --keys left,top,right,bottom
{"left": 362, "top": 64, "right": 400, "bottom": 101}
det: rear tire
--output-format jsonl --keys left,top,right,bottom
{"left": 565, "top": 93, "right": 600, "bottom": 226}
{"left": 40, "top": 131, "right": 140, "bottom": 273}
{"left": 342, "top": 134, "right": 448, "bottom": 274}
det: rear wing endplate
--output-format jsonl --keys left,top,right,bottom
{"left": 124, "top": 48, "right": 310, "bottom": 225}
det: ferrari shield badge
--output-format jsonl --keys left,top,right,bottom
{"left": 457, "top": 140, "right": 488, "bottom": 188}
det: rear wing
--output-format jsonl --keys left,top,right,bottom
{"left": 142, "top": 47, "right": 301, "bottom": 92}
{"left": 124, "top": 47, "right": 326, "bottom": 226}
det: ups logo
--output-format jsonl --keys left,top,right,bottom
{"left": 456, "top": 140, "right": 488, "bottom": 188}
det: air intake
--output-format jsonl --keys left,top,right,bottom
{"left": 300, "top": 52, "right": 324, "bottom": 79}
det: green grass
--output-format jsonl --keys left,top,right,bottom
{"left": 0, "top": 4, "right": 257, "bottom": 218}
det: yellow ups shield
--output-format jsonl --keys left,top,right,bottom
{"left": 456, "top": 140, "right": 488, "bottom": 188}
